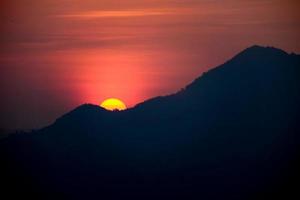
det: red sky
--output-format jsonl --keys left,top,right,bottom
{"left": 1, "top": 0, "right": 300, "bottom": 129}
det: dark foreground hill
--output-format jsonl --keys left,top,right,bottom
{"left": 1, "top": 46, "right": 300, "bottom": 199}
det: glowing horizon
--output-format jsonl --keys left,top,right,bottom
{"left": 1, "top": 0, "right": 299, "bottom": 129}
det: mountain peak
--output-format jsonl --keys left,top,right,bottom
{"left": 183, "top": 45, "right": 299, "bottom": 94}
{"left": 234, "top": 45, "right": 289, "bottom": 61}
{"left": 61, "top": 103, "right": 108, "bottom": 118}
{"left": 247, "top": 45, "right": 278, "bottom": 51}
{"left": 73, "top": 103, "right": 105, "bottom": 112}
{"left": 51, "top": 104, "right": 108, "bottom": 127}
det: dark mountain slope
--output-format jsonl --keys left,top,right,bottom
{"left": 1, "top": 45, "right": 300, "bottom": 199}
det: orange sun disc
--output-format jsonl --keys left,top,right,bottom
{"left": 100, "top": 98, "right": 127, "bottom": 111}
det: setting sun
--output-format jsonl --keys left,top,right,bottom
{"left": 100, "top": 98, "right": 127, "bottom": 111}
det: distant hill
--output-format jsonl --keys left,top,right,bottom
{"left": 1, "top": 45, "right": 299, "bottom": 200}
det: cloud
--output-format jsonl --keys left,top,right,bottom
{"left": 55, "top": 9, "right": 176, "bottom": 19}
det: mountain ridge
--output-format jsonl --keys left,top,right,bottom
{"left": 45, "top": 45, "right": 299, "bottom": 124}
{"left": 1, "top": 45, "right": 299, "bottom": 199}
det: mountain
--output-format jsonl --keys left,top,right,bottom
{"left": 1, "top": 45, "right": 299, "bottom": 199}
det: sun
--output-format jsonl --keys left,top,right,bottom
{"left": 100, "top": 98, "right": 127, "bottom": 111}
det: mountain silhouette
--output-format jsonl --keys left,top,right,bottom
{"left": 1, "top": 45, "right": 299, "bottom": 199}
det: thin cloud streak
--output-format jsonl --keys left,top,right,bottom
{"left": 55, "top": 9, "right": 177, "bottom": 19}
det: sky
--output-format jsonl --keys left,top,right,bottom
{"left": 0, "top": 0, "right": 300, "bottom": 130}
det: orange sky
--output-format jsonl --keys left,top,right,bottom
{"left": 1, "top": 0, "right": 300, "bottom": 129}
